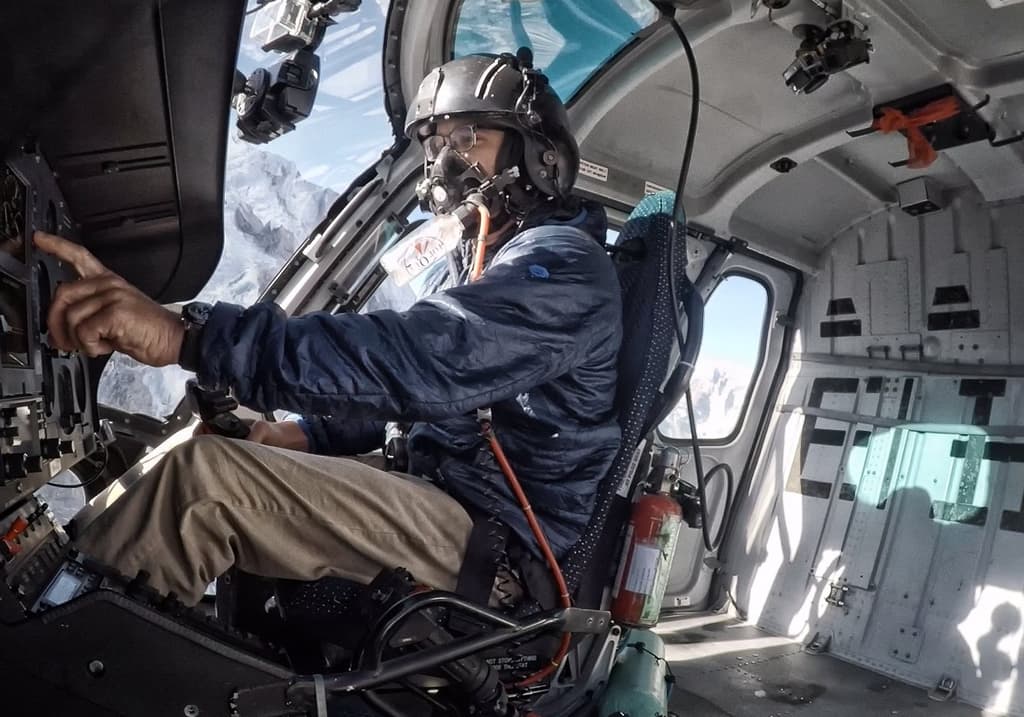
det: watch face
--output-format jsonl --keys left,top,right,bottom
{"left": 183, "top": 302, "right": 213, "bottom": 325}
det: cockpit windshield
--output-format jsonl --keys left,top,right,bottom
{"left": 451, "top": 0, "right": 659, "bottom": 102}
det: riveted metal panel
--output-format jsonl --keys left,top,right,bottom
{"left": 860, "top": 259, "right": 910, "bottom": 336}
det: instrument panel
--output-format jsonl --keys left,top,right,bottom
{"left": 0, "top": 142, "right": 99, "bottom": 620}
{"left": 0, "top": 143, "right": 306, "bottom": 716}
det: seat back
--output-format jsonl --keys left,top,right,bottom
{"left": 560, "top": 191, "right": 688, "bottom": 605}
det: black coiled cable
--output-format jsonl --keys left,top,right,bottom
{"left": 658, "top": 4, "right": 736, "bottom": 554}
{"left": 684, "top": 389, "right": 734, "bottom": 552}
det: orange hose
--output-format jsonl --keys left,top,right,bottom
{"left": 467, "top": 203, "right": 574, "bottom": 689}
{"left": 481, "top": 424, "right": 573, "bottom": 688}
{"left": 483, "top": 431, "right": 571, "bottom": 608}
{"left": 470, "top": 204, "right": 491, "bottom": 282}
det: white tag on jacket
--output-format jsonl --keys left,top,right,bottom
{"left": 379, "top": 214, "right": 463, "bottom": 287}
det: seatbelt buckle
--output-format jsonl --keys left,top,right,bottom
{"left": 384, "top": 421, "right": 409, "bottom": 472}
{"left": 185, "top": 380, "right": 251, "bottom": 440}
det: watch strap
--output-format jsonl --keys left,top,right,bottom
{"left": 178, "top": 302, "right": 212, "bottom": 373}
{"left": 178, "top": 323, "right": 204, "bottom": 373}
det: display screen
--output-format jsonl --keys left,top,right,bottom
{"left": 0, "top": 165, "right": 26, "bottom": 263}
{"left": 44, "top": 571, "right": 82, "bottom": 606}
{"left": 0, "top": 274, "right": 30, "bottom": 367}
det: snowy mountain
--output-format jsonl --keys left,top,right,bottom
{"left": 97, "top": 142, "right": 339, "bottom": 418}
{"left": 206, "top": 140, "right": 340, "bottom": 304}
{"left": 658, "top": 363, "right": 754, "bottom": 440}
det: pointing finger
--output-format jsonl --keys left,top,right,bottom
{"left": 33, "top": 231, "right": 107, "bottom": 279}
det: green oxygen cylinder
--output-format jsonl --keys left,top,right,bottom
{"left": 598, "top": 629, "right": 672, "bottom": 717}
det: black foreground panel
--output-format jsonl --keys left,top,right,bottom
{"left": 0, "top": 0, "right": 246, "bottom": 302}
{"left": 0, "top": 590, "right": 294, "bottom": 716}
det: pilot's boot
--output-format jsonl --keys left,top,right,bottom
{"left": 75, "top": 434, "right": 475, "bottom": 605}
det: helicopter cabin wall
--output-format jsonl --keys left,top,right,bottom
{"left": 723, "top": 192, "right": 1024, "bottom": 715}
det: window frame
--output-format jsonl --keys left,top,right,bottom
{"left": 657, "top": 269, "right": 774, "bottom": 447}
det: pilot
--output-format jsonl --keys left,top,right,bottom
{"left": 33, "top": 52, "right": 622, "bottom": 606}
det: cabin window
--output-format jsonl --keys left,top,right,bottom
{"left": 659, "top": 274, "right": 770, "bottom": 442}
{"left": 450, "top": 0, "right": 659, "bottom": 101}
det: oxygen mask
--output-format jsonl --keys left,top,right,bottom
{"left": 415, "top": 144, "right": 489, "bottom": 216}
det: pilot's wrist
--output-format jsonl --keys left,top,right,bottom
{"left": 169, "top": 320, "right": 187, "bottom": 368}
{"left": 177, "top": 301, "right": 212, "bottom": 373}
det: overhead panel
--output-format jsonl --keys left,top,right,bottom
{"left": 734, "top": 161, "right": 883, "bottom": 248}
{"left": 894, "top": 0, "right": 1024, "bottom": 63}
{"left": 579, "top": 18, "right": 866, "bottom": 202}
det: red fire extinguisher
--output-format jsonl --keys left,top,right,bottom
{"left": 612, "top": 447, "right": 685, "bottom": 628}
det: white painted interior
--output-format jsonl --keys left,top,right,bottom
{"left": 724, "top": 199, "right": 1024, "bottom": 715}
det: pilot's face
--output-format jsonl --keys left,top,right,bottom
{"left": 421, "top": 119, "right": 506, "bottom": 176}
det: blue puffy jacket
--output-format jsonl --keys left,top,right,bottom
{"left": 196, "top": 205, "right": 623, "bottom": 558}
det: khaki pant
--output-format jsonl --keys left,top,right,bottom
{"left": 76, "top": 435, "right": 475, "bottom": 606}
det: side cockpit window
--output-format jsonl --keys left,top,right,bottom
{"left": 659, "top": 274, "right": 770, "bottom": 442}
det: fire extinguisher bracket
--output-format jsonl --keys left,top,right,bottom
{"left": 560, "top": 607, "right": 613, "bottom": 634}
{"left": 611, "top": 468, "right": 685, "bottom": 626}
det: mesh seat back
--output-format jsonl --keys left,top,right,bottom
{"left": 560, "top": 191, "right": 685, "bottom": 603}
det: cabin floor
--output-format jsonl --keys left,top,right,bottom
{"left": 663, "top": 614, "right": 985, "bottom": 717}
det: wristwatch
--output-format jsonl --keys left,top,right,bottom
{"left": 178, "top": 301, "right": 213, "bottom": 373}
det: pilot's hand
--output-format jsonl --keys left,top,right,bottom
{"left": 33, "top": 231, "right": 184, "bottom": 366}
{"left": 193, "top": 420, "right": 310, "bottom": 451}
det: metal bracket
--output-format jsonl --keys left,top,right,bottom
{"left": 776, "top": 311, "right": 797, "bottom": 328}
{"left": 847, "top": 85, "right": 996, "bottom": 168}
{"left": 562, "top": 607, "right": 612, "bottom": 634}
{"left": 96, "top": 418, "right": 117, "bottom": 446}
{"left": 374, "top": 153, "right": 395, "bottom": 184}
{"left": 825, "top": 582, "right": 849, "bottom": 608}
{"left": 929, "top": 674, "right": 957, "bottom": 702}
{"left": 990, "top": 131, "right": 1024, "bottom": 148}
{"left": 899, "top": 343, "right": 923, "bottom": 361}
{"left": 804, "top": 631, "right": 831, "bottom": 655}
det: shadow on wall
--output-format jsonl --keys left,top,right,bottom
{"left": 729, "top": 418, "right": 1024, "bottom": 715}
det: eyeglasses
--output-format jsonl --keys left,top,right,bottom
{"left": 420, "top": 125, "right": 478, "bottom": 161}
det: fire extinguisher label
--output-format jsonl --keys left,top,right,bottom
{"left": 624, "top": 543, "right": 661, "bottom": 595}
{"left": 640, "top": 518, "right": 682, "bottom": 625}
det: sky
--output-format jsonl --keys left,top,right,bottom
{"left": 235, "top": 0, "right": 395, "bottom": 192}
{"left": 700, "top": 275, "right": 769, "bottom": 367}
